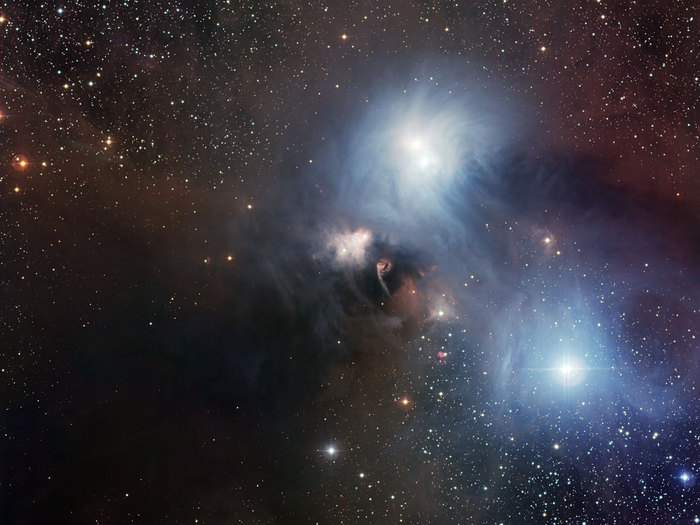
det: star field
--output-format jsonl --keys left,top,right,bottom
{"left": 1, "top": 1, "right": 699, "bottom": 524}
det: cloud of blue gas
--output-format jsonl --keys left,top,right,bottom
{"left": 300, "top": 72, "right": 528, "bottom": 323}
{"left": 322, "top": 77, "right": 520, "bottom": 254}
{"left": 212, "top": 66, "right": 699, "bottom": 525}
{"left": 228, "top": 62, "right": 699, "bottom": 428}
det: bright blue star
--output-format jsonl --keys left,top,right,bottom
{"left": 679, "top": 471, "right": 695, "bottom": 486}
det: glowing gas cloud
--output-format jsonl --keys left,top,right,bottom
{"left": 327, "top": 228, "right": 373, "bottom": 266}
{"left": 323, "top": 76, "right": 516, "bottom": 246}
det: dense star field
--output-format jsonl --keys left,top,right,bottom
{"left": 2, "top": 1, "right": 699, "bottom": 523}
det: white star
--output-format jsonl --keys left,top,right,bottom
{"left": 553, "top": 356, "right": 586, "bottom": 386}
